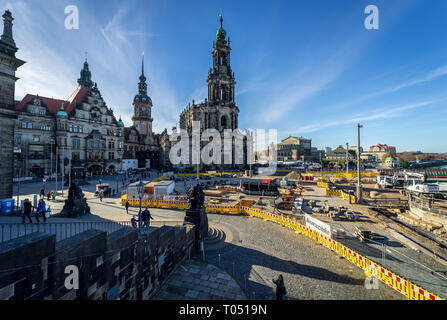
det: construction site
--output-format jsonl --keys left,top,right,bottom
{"left": 120, "top": 168, "right": 447, "bottom": 299}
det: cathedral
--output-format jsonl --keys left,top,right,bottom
{"left": 170, "top": 14, "right": 248, "bottom": 170}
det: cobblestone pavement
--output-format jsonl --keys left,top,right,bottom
{"left": 153, "top": 260, "right": 247, "bottom": 300}
{"left": 204, "top": 214, "right": 404, "bottom": 300}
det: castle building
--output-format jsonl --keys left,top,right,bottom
{"left": 123, "top": 54, "right": 160, "bottom": 169}
{"left": 0, "top": 10, "right": 25, "bottom": 198}
{"left": 14, "top": 60, "right": 124, "bottom": 179}
{"left": 173, "top": 14, "right": 248, "bottom": 170}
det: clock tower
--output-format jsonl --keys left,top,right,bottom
{"left": 132, "top": 53, "right": 154, "bottom": 142}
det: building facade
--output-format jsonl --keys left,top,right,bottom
{"left": 14, "top": 60, "right": 124, "bottom": 179}
{"left": 0, "top": 10, "right": 25, "bottom": 198}
{"left": 325, "top": 145, "right": 356, "bottom": 161}
{"left": 277, "top": 136, "right": 312, "bottom": 162}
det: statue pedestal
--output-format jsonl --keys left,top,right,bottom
{"left": 60, "top": 183, "right": 91, "bottom": 217}
{"left": 184, "top": 207, "right": 208, "bottom": 249}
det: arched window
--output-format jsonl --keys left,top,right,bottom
{"left": 220, "top": 115, "right": 227, "bottom": 128}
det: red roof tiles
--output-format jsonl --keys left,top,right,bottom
{"left": 14, "top": 85, "right": 89, "bottom": 116}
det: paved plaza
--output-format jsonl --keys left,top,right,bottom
{"left": 153, "top": 260, "right": 246, "bottom": 300}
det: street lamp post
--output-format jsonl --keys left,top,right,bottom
{"left": 137, "top": 178, "right": 145, "bottom": 235}
{"left": 356, "top": 123, "right": 363, "bottom": 203}
{"left": 346, "top": 142, "right": 349, "bottom": 175}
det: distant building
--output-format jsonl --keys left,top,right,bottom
{"left": 325, "top": 145, "right": 355, "bottom": 161}
{"left": 363, "top": 144, "right": 397, "bottom": 162}
{"left": 277, "top": 136, "right": 312, "bottom": 162}
{"left": 384, "top": 156, "right": 400, "bottom": 169}
{"left": 323, "top": 147, "right": 332, "bottom": 153}
{"left": 370, "top": 144, "right": 396, "bottom": 153}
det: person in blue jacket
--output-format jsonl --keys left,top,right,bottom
{"left": 35, "top": 198, "right": 47, "bottom": 223}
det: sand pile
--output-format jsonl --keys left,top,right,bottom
{"left": 286, "top": 171, "right": 302, "bottom": 180}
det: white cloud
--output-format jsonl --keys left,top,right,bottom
{"left": 282, "top": 98, "right": 446, "bottom": 136}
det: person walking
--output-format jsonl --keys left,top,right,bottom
{"left": 35, "top": 198, "right": 47, "bottom": 223}
{"left": 272, "top": 275, "right": 286, "bottom": 300}
{"left": 22, "top": 199, "right": 33, "bottom": 224}
{"left": 125, "top": 201, "right": 130, "bottom": 214}
{"left": 51, "top": 191, "right": 56, "bottom": 200}
{"left": 99, "top": 189, "right": 103, "bottom": 202}
{"left": 141, "top": 207, "right": 154, "bottom": 228}
{"left": 40, "top": 187, "right": 45, "bottom": 198}
{"left": 47, "top": 191, "right": 51, "bottom": 201}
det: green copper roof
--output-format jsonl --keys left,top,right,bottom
{"left": 117, "top": 117, "right": 124, "bottom": 126}
{"left": 216, "top": 14, "right": 226, "bottom": 40}
{"left": 57, "top": 104, "right": 68, "bottom": 117}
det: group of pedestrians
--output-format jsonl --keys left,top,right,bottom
{"left": 22, "top": 198, "right": 48, "bottom": 224}
{"left": 130, "top": 207, "right": 154, "bottom": 228}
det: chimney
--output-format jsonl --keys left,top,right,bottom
{"left": 1, "top": 10, "right": 16, "bottom": 48}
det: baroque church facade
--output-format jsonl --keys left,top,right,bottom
{"left": 168, "top": 14, "right": 248, "bottom": 170}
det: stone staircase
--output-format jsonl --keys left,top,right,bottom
{"left": 204, "top": 226, "right": 226, "bottom": 245}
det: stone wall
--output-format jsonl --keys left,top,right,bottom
{"left": 0, "top": 108, "right": 16, "bottom": 199}
{"left": 0, "top": 224, "right": 195, "bottom": 300}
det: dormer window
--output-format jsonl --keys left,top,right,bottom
{"left": 39, "top": 109, "right": 45, "bottom": 116}
{"left": 29, "top": 108, "right": 35, "bottom": 114}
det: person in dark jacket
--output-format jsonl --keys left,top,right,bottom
{"left": 40, "top": 188, "right": 45, "bottom": 198}
{"left": 141, "top": 207, "right": 154, "bottom": 228}
{"left": 125, "top": 201, "right": 130, "bottom": 214}
{"left": 22, "top": 199, "right": 33, "bottom": 224}
{"left": 131, "top": 215, "right": 138, "bottom": 228}
{"left": 272, "top": 274, "right": 286, "bottom": 300}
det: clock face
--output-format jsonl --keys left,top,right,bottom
{"left": 34, "top": 98, "right": 40, "bottom": 106}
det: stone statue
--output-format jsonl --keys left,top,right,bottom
{"left": 184, "top": 182, "right": 208, "bottom": 249}
{"left": 61, "top": 182, "right": 91, "bottom": 217}
{"left": 186, "top": 184, "right": 205, "bottom": 211}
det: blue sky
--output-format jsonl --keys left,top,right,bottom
{"left": 4, "top": 0, "right": 447, "bottom": 152}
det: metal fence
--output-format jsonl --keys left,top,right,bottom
{"left": 0, "top": 220, "right": 183, "bottom": 243}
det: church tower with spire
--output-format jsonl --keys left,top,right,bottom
{"left": 179, "top": 14, "right": 239, "bottom": 134}
{"left": 132, "top": 53, "right": 154, "bottom": 142}
{"left": 208, "top": 14, "right": 236, "bottom": 107}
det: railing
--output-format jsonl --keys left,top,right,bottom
{"left": 0, "top": 220, "right": 183, "bottom": 243}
